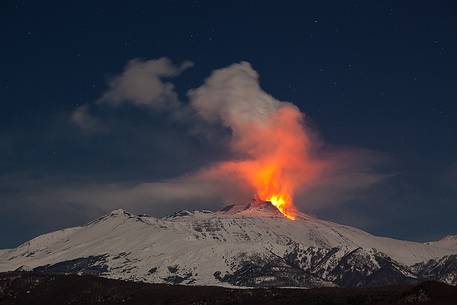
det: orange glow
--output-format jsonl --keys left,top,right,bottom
{"left": 267, "top": 195, "right": 295, "bottom": 220}
{"left": 208, "top": 105, "right": 325, "bottom": 221}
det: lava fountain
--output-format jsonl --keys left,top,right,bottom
{"left": 212, "top": 105, "right": 323, "bottom": 221}
{"left": 190, "top": 62, "right": 325, "bottom": 220}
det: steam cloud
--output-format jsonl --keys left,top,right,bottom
{"left": 98, "top": 57, "right": 193, "bottom": 109}
{"left": 69, "top": 58, "right": 386, "bottom": 214}
{"left": 187, "top": 62, "right": 325, "bottom": 215}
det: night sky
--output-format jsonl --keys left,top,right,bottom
{"left": 1, "top": 1, "right": 457, "bottom": 248}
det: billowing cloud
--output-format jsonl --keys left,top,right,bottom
{"left": 186, "top": 62, "right": 327, "bottom": 218}
{"left": 0, "top": 152, "right": 388, "bottom": 228}
{"left": 294, "top": 149, "right": 392, "bottom": 211}
{"left": 71, "top": 57, "right": 193, "bottom": 131}
{"left": 97, "top": 57, "right": 193, "bottom": 110}
{"left": 70, "top": 104, "right": 103, "bottom": 132}
{"left": 1, "top": 174, "right": 244, "bottom": 219}
{"left": 66, "top": 59, "right": 388, "bottom": 217}
{"left": 188, "top": 62, "right": 283, "bottom": 129}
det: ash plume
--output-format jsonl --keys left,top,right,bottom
{"left": 187, "top": 62, "right": 326, "bottom": 217}
{"left": 68, "top": 58, "right": 386, "bottom": 216}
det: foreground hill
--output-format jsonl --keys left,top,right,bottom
{"left": 1, "top": 202, "right": 456, "bottom": 288}
{"left": 1, "top": 272, "right": 457, "bottom": 305}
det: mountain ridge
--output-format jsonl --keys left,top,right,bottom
{"left": 1, "top": 203, "right": 456, "bottom": 288}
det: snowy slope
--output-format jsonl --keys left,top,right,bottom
{"left": 426, "top": 235, "right": 457, "bottom": 250}
{"left": 1, "top": 202, "right": 456, "bottom": 287}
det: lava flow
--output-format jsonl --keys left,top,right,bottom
{"left": 267, "top": 195, "right": 295, "bottom": 220}
{"left": 249, "top": 160, "right": 298, "bottom": 220}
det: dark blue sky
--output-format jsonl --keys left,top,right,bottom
{"left": 1, "top": 0, "right": 456, "bottom": 248}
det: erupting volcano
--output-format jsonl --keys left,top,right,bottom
{"left": 249, "top": 197, "right": 294, "bottom": 220}
{"left": 266, "top": 195, "right": 294, "bottom": 220}
{"left": 190, "top": 62, "right": 325, "bottom": 220}
{"left": 3, "top": 206, "right": 457, "bottom": 289}
{"left": 200, "top": 102, "right": 324, "bottom": 222}
{"left": 249, "top": 158, "right": 299, "bottom": 220}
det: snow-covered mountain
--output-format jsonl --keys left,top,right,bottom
{"left": 1, "top": 201, "right": 456, "bottom": 288}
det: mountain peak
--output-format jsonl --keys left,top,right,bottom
{"left": 440, "top": 235, "right": 457, "bottom": 241}
{"left": 229, "top": 200, "right": 287, "bottom": 218}
{"left": 217, "top": 200, "right": 280, "bottom": 215}
{"left": 218, "top": 203, "right": 249, "bottom": 214}
{"left": 248, "top": 199, "right": 283, "bottom": 213}
{"left": 109, "top": 209, "right": 132, "bottom": 216}
{"left": 83, "top": 209, "right": 135, "bottom": 226}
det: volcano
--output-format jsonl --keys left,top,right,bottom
{"left": 1, "top": 202, "right": 456, "bottom": 288}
